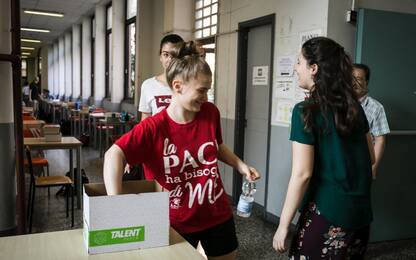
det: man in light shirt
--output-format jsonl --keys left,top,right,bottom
{"left": 353, "top": 63, "right": 390, "bottom": 179}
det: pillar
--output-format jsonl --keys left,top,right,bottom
{"left": 94, "top": 4, "right": 106, "bottom": 105}
{"left": 82, "top": 17, "right": 92, "bottom": 102}
{"left": 72, "top": 24, "right": 81, "bottom": 99}
{"left": 64, "top": 32, "right": 72, "bottom": 99}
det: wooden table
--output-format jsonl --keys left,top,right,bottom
{"left": 24, "top": 137, "right": 83, "bottom": 208}
{"left": 0, "top": 228, "right": 204, "bottom": 260}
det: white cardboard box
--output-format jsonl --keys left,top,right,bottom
{"left": 83, "top": 180, "right": 169, "bottom": 254}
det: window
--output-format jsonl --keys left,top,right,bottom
{"left": 105, "top": 5, "right": 112, "bottom": 98}
{"left": 124, "top": 0, "right": 136, "bottom": 99}
{"left": 38, "top": 56, "right": 42, "bottom": 75}
{"left": 201, "top": 41, "right": 216, "bottom": 103}
{"left": 194, "top": 0, "right": 218, "bottom": 39}
{"left": 194, "top": 0, "right": 218, "bottom": 103}
{"left": 126, "top": 0, "right": 137, "bottom": 19}
{"left": 106, "top": 5, "right": 112, "bottom": 30}
{"left": 22, "top": 59, "right": 27, "bottom": 78}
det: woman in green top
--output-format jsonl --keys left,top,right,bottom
{"left": 273, "top": 37, "right": 375, "bottom": 259}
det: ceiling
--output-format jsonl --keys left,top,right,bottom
{"left": 20, "top": 0, "right": 103, "bottom": 56}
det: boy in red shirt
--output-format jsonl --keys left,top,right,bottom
{"left": 104, "top": 41, "right": 260, "bottom": 260}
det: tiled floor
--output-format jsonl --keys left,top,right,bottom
{"left": 27, "top": 147, "right": 416, "bottom": 259}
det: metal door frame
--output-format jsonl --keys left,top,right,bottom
{"left": 233, "top": 14, "right": 275, "bottom": 217}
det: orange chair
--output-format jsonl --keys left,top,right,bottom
{"left": 24, "top": 155, "right": 50, "bottom": 196}
{"left": 23, "top": 128, "right": 34, "bottom": 138}
{"left": 23, "top": 115, "right": 36, "bottom": 120}
{"left": 25, "top": 146, "right": 74, "bottom": 233}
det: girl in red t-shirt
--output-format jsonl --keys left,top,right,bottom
{"left": 104, "top": 41, "right": 260, "bottom": 260}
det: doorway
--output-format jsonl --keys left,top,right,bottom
{"left": 233, "top": 14, "right": 275, "bottom": 213}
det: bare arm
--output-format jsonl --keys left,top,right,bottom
{"left": 217, "top": 143, "right": 260, "bottom": 181}
{"left": 366, "top": 132, "right": 376, "bottom": 166}
{"left": 273, "top": 141, "right": 314, "bottom": 253}
{"left": 103, "top": 144, "right": 126, "bottom": 195}
{"left": 140, "top": 112, "right": 151, "bottom": 121}
{"left": 371, "top": 135, "right": 386, "bottom": 179}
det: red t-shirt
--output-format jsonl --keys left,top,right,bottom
{"left": 115, "top": 102, "right": 232, "bottom": 234}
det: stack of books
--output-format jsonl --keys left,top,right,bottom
{"left": 42, "top": 124, "right": 62, "bottom": 142}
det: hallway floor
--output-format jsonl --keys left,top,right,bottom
{"left": 27, "top": 147, "right": 416, "bottom": 259}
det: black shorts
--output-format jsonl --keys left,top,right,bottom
{"left": 181, "top": 217, "right": 238, "bottom": 257}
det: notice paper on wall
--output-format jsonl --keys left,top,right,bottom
{"left": 275, "top": 77, "right": 294, "bottom": 99}
{"left": 252, "top": 66, "right": 269, "bottom": 86}
{"left": 276, "top": 55, "right": 296, "bottom": 77}
{"left": 274, "top": 98, "right": 294, "bottom": 127}
{"left": 299, "top": 28, "right": 323, "bottom": 48}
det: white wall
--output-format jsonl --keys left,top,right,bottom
{"left": 217, "top": 0, "right": 329, "bottom": 121}
{"left": 327, "top": 0, "right": 356, "bottom": 57}
{"left": 216, "top": 0, "right": 329, "bottom": 217}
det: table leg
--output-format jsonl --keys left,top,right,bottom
{"left": 99, "top": 123, "right": 103, "bottom": 157}
{"left": 76, "top": 147, "right": 81, "bottom": 209}
{"left": 69, "top": 149, "right": 74, "bottom": 193}
{"left": 105, "top": 124, "right": 109, "bottom": 154}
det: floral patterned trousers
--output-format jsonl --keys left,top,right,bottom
{"left": 289, "top": 203, "right": 370, "bottom": 260}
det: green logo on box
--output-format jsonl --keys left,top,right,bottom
{"left": 89, "top": 226, "right": 145, "bottom": 247}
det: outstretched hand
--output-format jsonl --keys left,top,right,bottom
{"left": 239, "top": 164, "right": 260, "bottom": 182}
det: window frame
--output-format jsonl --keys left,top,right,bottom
{"left": 105, "top": 3, "right": 112, "bottom": 98}
{"left": 91, "top": 16, "right": 95, "bottom": 98}
{"left": 123, "top": 0, "right": 137, "bottom": 101}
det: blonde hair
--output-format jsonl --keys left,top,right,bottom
{"left": 166, "top": 41, "right": 212, "bottom": 88}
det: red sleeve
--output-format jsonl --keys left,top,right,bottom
{"left": 115, "top": 120, "right": 154, "bottom": 165}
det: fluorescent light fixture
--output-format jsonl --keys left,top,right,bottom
{"left": 23, "top": 9, "right": 64, "bottom": 17}
{"left": 22, "top": 52, "right": 31, "bottom": 55}
{"left": 21, "top": 27, "right": 50, "bottom": 33}
{"left": 22, "top": 56, "right": 28, "bottom": 59}
{"left": 21, "top": 47, "right": 35, "bottom": 50}
{"left": 21, "top": 38, "right": 41, "bottom": 43}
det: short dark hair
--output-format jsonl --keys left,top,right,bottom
{"left": 353, "top": 63, "right": 371, "bottom": 82}
{"left": 159, "top": 34, "right": 184, "bottom": 54}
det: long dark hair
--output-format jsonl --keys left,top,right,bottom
{"left": 301, "top": 37, "right": 360, "bottom": 136}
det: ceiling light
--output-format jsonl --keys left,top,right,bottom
{"left": 22, "top": 52, "right": 31, "bottom": 55}
{"left": 21, "top": 38, "right": 41, "bottom": 43}
{"left": 22, "top": 56, "right": 28, "bottom": 59}
{"left": 21, "top": 47, "right": 35, "bottom": 50}
{"left": 23, "top": 9, "right": 64, "bottom": 17}
{"left": 21, "top": 27, "right": 50, "bottom": 33}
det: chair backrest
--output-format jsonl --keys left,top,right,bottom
{"left": 24, "top": 146, "right": 36, "bottom": 183}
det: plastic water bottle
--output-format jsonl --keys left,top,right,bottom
{"left": 236, "top": 180, "right": 256, "bottom": 217}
